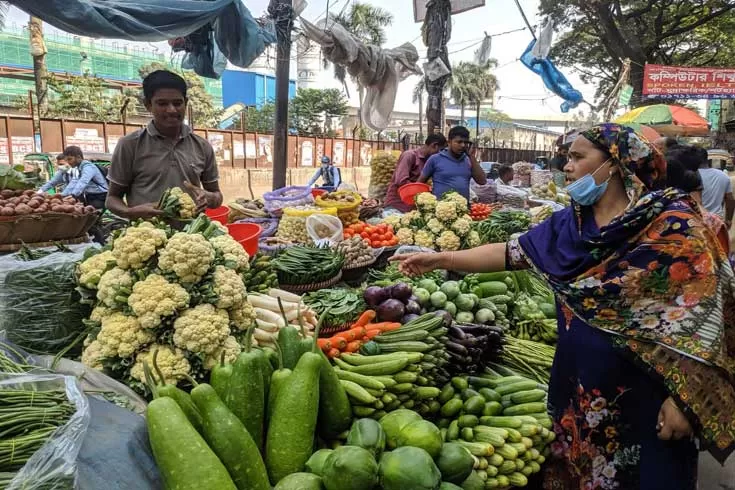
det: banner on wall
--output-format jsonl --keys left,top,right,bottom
{"left": 643, "top": 64, "right": 735, "bottom": 99}
{"left": 258, "top": 136, "right": 273, "bottom": 163}
{"left": 333, "top": 141, "right": 345, "bottom": 166}
{"left": 0, "top": 137, "right": 9, "bottom": 164}
{"left": 233, "top": 141, "right": 245, "bottom": 158}
{"left": 107, "top": 136, "right": 120, "bottom": 154}
{"left": 67, "top": 128, "right": 105, "bottom": 153}
{"left": 301, "top": 141, "right": 314, "bottom": 167}
{"left": 11, "top": 136, "right": 34, "bottom": 165}
{"left": 245, "top": 140, "right": 257, "bottom": 158}
{"left": 359, "top": 144, "right": 373, "bottom": 167}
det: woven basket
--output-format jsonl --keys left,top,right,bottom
{"left": 342, "top": 255, "right": 378, "bottom": 285}
{"left": 279, "top": 271, "right": 343, "bottom": 294}
{"left": 0, "top": 212, "right": 98, "bottom": 245}
{"left": 0, "top": 234, "right": 90, "bottom": 253}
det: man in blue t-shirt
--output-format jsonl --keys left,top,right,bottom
{"left": 419, "top": 126, "right": 487, "bottom": 201}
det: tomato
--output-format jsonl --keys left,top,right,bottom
{"left": 353, "top": 223, "right": 364, "bottom": 233}
{"left": 360, "top": 231, "right": 370, "bottom": 239}
{"left": 385, "top": 231, "right": 394, "bottom": 240}
{"left": 370, "top": 232, "right": 380, "bottom": 241}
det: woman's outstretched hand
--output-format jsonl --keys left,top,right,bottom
{"left": 390, "top": 252, "right": 446, "bottom": 277}
{"left": 656, "top": 397, "right": 692, "bottom": 441}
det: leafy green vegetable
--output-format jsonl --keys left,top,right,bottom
{"left": 303, "top": 288, "right": 365, "bottom": 328}
{"left": 0, "top": 164, "right": 34, "bottom": 190}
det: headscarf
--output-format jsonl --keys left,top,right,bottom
{"left": 517, "top": 123, "right": 735, "bottom": 461}
{"left": 580, "top": 123, "right": 667, "bottom": 196}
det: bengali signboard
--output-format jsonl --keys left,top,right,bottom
{"left": 413, "top": 0, "right": 484, "bottom": 22}
{"left": 643, "top": 64, "right": 735, "bottom": 99}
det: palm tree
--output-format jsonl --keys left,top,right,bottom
{"left": 446, "top": 60, "right": 498, "bottom": 135}
{"left": 329, "top": 2, "right": 393, "bottom": 131}
{"left": 412, "top": 77, "right": 425, "bottom": 140}
{"left": 29, "top": 15, "right": 49, "bottom": 115}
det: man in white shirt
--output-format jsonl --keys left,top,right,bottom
{"left": 698, "top": 146, "right": 735, "bottom": 226}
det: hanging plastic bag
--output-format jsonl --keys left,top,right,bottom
{"left": 3, "top": 372, "right": 90, "bottom": 490}
{"left": 306, "top": 214, "right": 344, "bottom": 247}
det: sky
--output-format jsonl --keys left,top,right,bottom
{"left": 7, "top": 0, "right": 600, "bottom": 120}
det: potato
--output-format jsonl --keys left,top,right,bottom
{"left": 0, "top": 206, "right": 14, "bottom": 216}
{"left": 14, "top": 204, "right": 32, "bottom": 215}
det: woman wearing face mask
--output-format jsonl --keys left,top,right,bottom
{"left": 392, "top": 124, "right": 735, "bottom": 489}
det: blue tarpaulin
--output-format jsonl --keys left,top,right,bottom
{"left": 9, "top": 0, "right": 276, "bottom": 78}
{"left": 520, "top": 39, "right": 583, "bottom": 113}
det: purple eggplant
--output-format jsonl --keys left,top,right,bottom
{"left": 364, "top": 286, "right": 389, "bottom": 307}
{"left": 401, "top": 313, "right": 420, "bottom": 324}
{"left": 390, "top": 282, "right": 413, "bottom": 302}
{"left": 405, "top": 300, "right": 422, "bottom": 315}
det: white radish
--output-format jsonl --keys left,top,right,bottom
{"left": 253, "top": 328, "right": 276, "bottom": 342}
{"left": 248, "top": 293, "right": 298, "bottom": 312}
{"left": 255, "top": 318, "right": 280, "bottom": 332}
{"left": 268, "top": 288, "right": 302, "bottom": 303}
{"left": 254, "top": 308, "right": 285, "bottom": 328}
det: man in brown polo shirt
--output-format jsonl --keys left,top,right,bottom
{"left": 106, "top": 70, "right": 223, "bottom": 219}
{"left": 384, "top": 133, "right": 446, "bottom": 212}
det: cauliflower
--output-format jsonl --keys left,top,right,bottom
{"left": 112, "top": 221, "right": 167, "bottom": 270}
{"left": 436, "top": 230, "right": 461, "bottom": 251}
{"left": 96, "top": 312, "right": 155, "bottom": 358}
{"left": 443, "top": 192, "right": 469, "bottom": 213}
{"left": 211, "top": 266, "right": 246, "bottom": 309}
{"left": 77, "top": 250, "right": 116, "bottom": 289}
{"left": 414, "top": 230, "right": 436, "bottom": 249}
{"left": 128, "top": 274, "right": 190, "bottom": 329}
{"left": 130, "top": 344, "right": 191, "bottom": 385}
{"left": 400, "top": 210, "right": 421, "bottom": 228}
{"left": 229, "top": 300, "right": 256, "bottom": 331}
{"left": 435, "top": 201, "right": 458, "bottom": 222}
{"left": 168, "top": 187, "right": 197, "bottom": 219}
{"left": 158, "top": 232, "right": 215, "bottom": 284}
{"left": 81, "top": 340, "right": 105, "bottom": 370}
{"left": 90, "top": 305, "right": 113, "bottom": 323}
{"left": 383, "top": 215, "right": 401, "bottom": 230}
{"left": 466, "top": 230, "right": 482, "bottom": 248}
{"left": 415, "top": 192, "right": 437, "bottom": 213}
{"left": 97, "top": 267, "right": 134, "bottom": 307}
{"left": 173, "top": 304, "right": 230, "bottom": 355}
{"left": 451, "top": 217, "right": 473, "bottom": 237}
{"left": 426, "top": 218, "right": 445, "bottom": 235}
{"left": 202, "top": 336, "right": 242, "bottom": 370}
{"left": 210, "top": 234, "right": 250, "bottom": 272}
{"left": 396, "top": 228, "right": 415, "bottom": 245}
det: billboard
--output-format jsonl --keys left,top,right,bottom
{"left": 413, "top": 0, "right": 484, "bottom": 23}
{"left": 643, "top": 64, "right": 735, "bottom": 99}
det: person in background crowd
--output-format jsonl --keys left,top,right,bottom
{"left": 495, "top": 165, "right": 514, "bottom": 186}
{"left": 394, "top": 124, "right": 735, "bottom": 489}
{"left": 696, "top": 146, "right": 735, "bottom": 227}
{"left": 419, "top": 126, "right": 487, "bottom": 201}
{"left": 654, "top": 136, "right": 678, "bottom": 154}
{"left": 666, "top": 144, "right": 730, "bottom": 254}
{"left": 306, "top": 156, "right": 342, "bottom": 192}
{"left": 39, "top": 146, "right": 108, "bottom": 209}
{"left": 549, "top": 143, "right": 570, "bottom": 171}
{"left": 384, "top": 133, "right": 447, "bottom": 212}
{"left": 107, "top": 70, "right": 223, "bottom": 220}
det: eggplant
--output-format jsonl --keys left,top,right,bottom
{"left": 445, "top": 341, "right": 469, "bottom": 356}
{"left": 448, "top": 325, "right": 467, "bottom": 340}
{"left": 390, "top": 282, "right": 413, "bottom": 302}
{"left": 432, "top": 310, "right": 453, "bottom": 327}
{"left": 405, "top": 300, "right": 422, "bottom": 315}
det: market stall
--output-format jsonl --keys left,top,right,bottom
{"left": 0, "top": 177, "right": 570, "bottom": 489}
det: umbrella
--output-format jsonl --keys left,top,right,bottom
{"left": 615, "top": 104, "right": 710, "bottom": 137}
{"left": 616, "top": 122, "right": 661, "bottom": 142}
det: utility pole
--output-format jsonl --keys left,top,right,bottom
{"left": 269, "top": 0, "right": 294, "bottom": 190}
{"left": 423, "top": 0, "right": 451, "bottom": 135}
{"left": 29, "top": 17, "right": 48, "bottom": 116}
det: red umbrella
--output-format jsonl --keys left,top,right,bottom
{"left": 616, "top": 104, "right": 710, "bottom": 137}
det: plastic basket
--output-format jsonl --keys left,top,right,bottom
{"left": 205, "top": 206, "right": 230, "bottom": 225}
{"left": 226, "top": 222, "right": 261, "bottom": 257}
{"left": 398, "top": 183, "right": 431, "bottom": 206}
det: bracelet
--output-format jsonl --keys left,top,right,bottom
{"left": 449, "top": 252, "right": 456, "bottom": 271}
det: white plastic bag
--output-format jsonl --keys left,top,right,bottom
{"left": 3, "top": 372, "right": 90, "bottom": 490}
{"left": 306, "top": 214, "right": 344, "bottom": 247}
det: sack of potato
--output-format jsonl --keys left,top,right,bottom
{"left": 368, "top": 151, "right": 399, "bottom": 201}
{"left": 315, "top": 190, "right": 362, "bottom": 227}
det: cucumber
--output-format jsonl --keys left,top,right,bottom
{"left": 191, "top": 384, "right": 270, "bottom": 490}
{"left": 488, "top": 453, "right": 504, "bottom": 467}
{"left": 482, "top": 401, "right": 503, "bottom": 416}
{"left": 451, "top": 377, "right": 469, "bottom": 391}
{"left": 457, "top": 414, "right": 479, "bottom": 428}
{"left": 479, "top": 416, "right": 523, "bottom": 428}
{"left": 473, "top": 431, "right": 505, "bottom": 447}
{"left": 341, "top": 352, "right": 423, "bottom": 365}
{"left": 478, "top": 388, "right": 501, "bottom": 403}
{"left": 467, "top": 376, "right": 493, "bottom": 388}
{"left": 495, "top": 445, "right": 518, "bottom": 461}
{"left": 495, "top": 380, "right": 539, "bottom": 396}
{"left": 510, "top": 389, "right": 546, "bottom": 404}
{"left": 341, "top": 380, "right": 378, "bottom": 404}
{"left": 377, "top": 341, "right": 432, "bottom": 353}
{"left": 374, "top": 329, "right": 429, "bottom": 342}
{"left": 447, "top": 420, "right": 460, "bottom": 441}
{"left": 415, "top": 387, "right": 441, "bottom": 400}
{"left": 441, "top": 398, "right": 464, "bottom": 418}
{"left": 147, "top": 397, "right": 237, "bottom": 490}
{"left": 338, "top": 357, "right": 410, "bottom": 375}
{"left": 487, "top": 294, "right": 512, "bottom": 305}
{"left": 503, "top": 402, "right": 547, "bottom": 416}
{"left": 274, "top": 473, "right": 323, "bottom": 490}
{"left": 438, "top": 384, "right": 456, "bottom": 404}
{"left": 460, "top": 427, "right": 474, "bottom": 441}
{"left": 334, "top": 368, "right": 386, "bottom": 390}
{"left": 463, "top": 395, "right": 486, "bottom": 415}
{"left": 477, "top": 281, "right": 508, "bottom": 297}
{"left": 394, "top": 371, "right": 419, "bottom": 384}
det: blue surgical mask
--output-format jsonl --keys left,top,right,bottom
{"left": 566, "top": 159, "right": 612, "bottom": 206}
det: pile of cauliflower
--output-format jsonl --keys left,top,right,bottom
{"left": 390, "top": 192, "right": 481, "bottom": 251}
{"left": 77, "top": 216, "right": 257, "bottom": 393}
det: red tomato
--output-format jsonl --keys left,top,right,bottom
{"left": 360, "top": 231, "right": 370, "bottom": 239}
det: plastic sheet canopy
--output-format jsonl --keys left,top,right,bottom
{"left": 7, "top": 0, "right": 275, "bottom": 79}
{"left": 301, "top": 18, "right": 423, "bottom": 132}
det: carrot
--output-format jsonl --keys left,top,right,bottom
{"left": 326, "top": 348, "right": 341, "bottom": 359}
{"left": 364, "top": 329, "right": 382, "bottom": 339}
{"left": 335, "top": 326, "right": 368, "bottom": 342}
{"left": 344, "top": 341, "right": 362, "bottom": 353}
{"left": 317, "top": 338, "right": 332, "bottom": 352}
{"left": 354, "top": 310, "right": 376, "bottom": 327}
{"left": 328, "top": 337, "right": 347, "bottom": 350}
{"left": 364, "top": 322, "right": 401, "bottom": 332}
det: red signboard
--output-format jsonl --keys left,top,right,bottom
{"left": 643, "top": 64, "right": 735, "bottom": 99}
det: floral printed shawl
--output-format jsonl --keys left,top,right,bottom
{"left": 517, "top": 124, "right": 735, "bottom": 461}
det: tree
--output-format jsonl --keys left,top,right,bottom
{"left": 330, "top": 2, "right": 393, "bottom": 130}
{"left": 446, "top": 61, "right": 498, "bottom": 129}
{"left": 478, "top": 109, "right": 513, "bottom": 147}
{"left": 289, "top": 88, "right": 349, "bottom": 137}
{"left": 412, "top": 77, "right": 426, "bottom": 140}
{"left": 236, "top": 102, "right": 276, "bottom": 133}
{"left": 45, "top": 73, "right": 128, "bottom": 121}
{"left": 539, "top": 0, "right": 735, "bottom": 105}
{"left": 29, "top": 16, "right": 49, "bottom": 116}
{"left": 138, "top": 62, "right": 223, "bottom": 128}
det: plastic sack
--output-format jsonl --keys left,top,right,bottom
{"left": 368, "top": 151, "right": 400, "bottom": 200}
{"left": 0, "top": 243, "right": 97, "bottom": 355}
{"left": 496, "top": 183, "right": 528, "bottom": 209}
{"left": 277, "top": 206, "right": 337, "bottom": 244}
{"left": 234, "top": 217, "right": 279, "bottom": 238}
{"left": 3, "top": 372, "right": 90, "bottom": 490}
{"left": 470, "top": 180, "right": 497, "bottom": 203}
{"left": 262, "top": 186, "right": 314, "bottom": 214}
{"left": 306, "top": 214, "right": 343, "bottom": 247}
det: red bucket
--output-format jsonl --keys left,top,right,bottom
{"left": 226, "top": 223, "right": 261, "bottom": 257}
{"left": 311, "top": 188, "right": 327, "bottom": 198}
{"left": 205, "top": 205, "right": 230, "bottom": 225}
{"left": 398, "top": 183, "right": 431, "bottom": 206}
